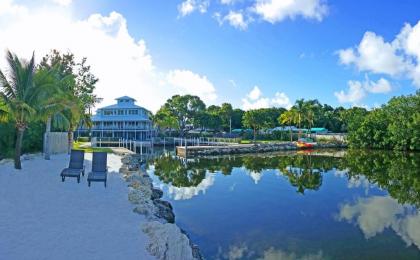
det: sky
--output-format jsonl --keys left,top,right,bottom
{"left": 0, "top": 0, "right": 419, "bottom": 112}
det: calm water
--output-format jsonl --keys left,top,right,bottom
{"left": 147, "top": 150, "right": 420, "bottom": 259}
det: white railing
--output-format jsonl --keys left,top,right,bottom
{"left": 172, "top": 137, "right": 240, "bottom": 147}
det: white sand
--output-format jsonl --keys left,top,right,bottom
{"left": 0, "top": 153, "right": 154, "bottom": 260}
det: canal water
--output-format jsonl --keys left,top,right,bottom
{"left": 147, "top": 150, "right": 420, "bottom": 259}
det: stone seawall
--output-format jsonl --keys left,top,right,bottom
{"left": 119, "top": 154, "right": 202, "bottom": 260}
{"left": 177, "top": 142, "right": 347, "bottom": 157}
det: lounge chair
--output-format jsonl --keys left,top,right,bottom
{"left": 60, "top": 150, "right": 85, "bottom": 183}
{"left": 87, "top": 152, "right": 108, "bottom": 187}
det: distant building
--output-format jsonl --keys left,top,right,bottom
{"left": 77, "top": 96, "right": 154, "bottom": 141}
{"left": 268, "top": 126, "right": 298, "bottom": 133}
{"left": 310, "top": 127, "right": 328, "bottom": 134}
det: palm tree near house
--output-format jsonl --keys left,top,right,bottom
{"left": 34, "top": 67, "right": 84, "bottom": 158}
{"left": 63, "top": 98, "right": 88, "bottom": 154}
{"left": 0, "top": 51, "right": 38, "bottom": 169}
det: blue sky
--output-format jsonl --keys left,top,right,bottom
{"left": 1, "top": 0, "right": 420, "bottom": 111}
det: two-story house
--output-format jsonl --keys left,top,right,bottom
{"left": 78, "top": 96, "right": 153, "bottom": 141}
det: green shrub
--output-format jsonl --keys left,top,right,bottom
{"left": 77, "top": 136, "right": 90, "bottom": 142}
{"left": 0, "top": 120, "right": 45, "bottom": 158}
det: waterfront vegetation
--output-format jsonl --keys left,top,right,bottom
{"left": 1, "top": 51, "right": 419, "bottom": 169}
{"left": 0, "top": 50, "right": 98, "bottom": 168}
{"left": 155, "top": 92, "right": 420, "bottom": 150}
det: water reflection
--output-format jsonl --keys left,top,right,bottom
{"left": 338, "top": 195, "right": 420, "bottom": 249}
{"left": 147, "top": 150, "right": 420, "bottom": 259}
{"left": 149, "top": 150, "right": 420, "bottom": 203}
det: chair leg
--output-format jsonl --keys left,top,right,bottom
{"left": 88, "top": 181, "right": 91, "bottom": 187}
{"left": 77, "top": 177, "right": 80, "bottom": 183}
{"left": 62, "top": 176, "right": 65, "bottom": 182}
{"left": 104, "top": 181, "right": 107, "bottom": 188}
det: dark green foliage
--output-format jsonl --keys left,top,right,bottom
{"left": 0, "top": 120, "right": 45, "bottom": 158}
{"left": 155, "top": 95, "right": 206, "bottom": 136}
{"left": 345, "top": 91, "right": 419, "bottom": 151}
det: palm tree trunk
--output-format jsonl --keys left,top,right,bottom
{"left": 14, "top": 127, "right": 25, "bottom": 169}
{"left": 253, "top": 128, "right": 256, "bottom": 143}
{"left": 44, "top": 117, "right": 51, "bottom": 160}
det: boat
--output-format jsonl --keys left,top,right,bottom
{"left": 296, "top": 138, "right": 317, "bottom": 149}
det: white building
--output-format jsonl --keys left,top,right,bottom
{"left": 78, "top": 96, "right": 154, "bottom": 141}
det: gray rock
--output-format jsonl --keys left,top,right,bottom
{"left": 151, "top": 188, "right": 164, "bottom": 200}
{"left": 153, "top": 199, "right": 175, "bottom": 223}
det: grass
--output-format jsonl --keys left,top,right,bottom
{"left": 73, "top": 142, "right": 113, "bottom": 153}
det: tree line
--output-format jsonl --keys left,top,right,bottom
{"left": 1, "top": 51, "right": 419, "bottom": 170}
{"left": 0, "top": 50, "right": 98, "bottom": 169}
{"left": 154, "top": 92, "right": 419, "bottom": 151}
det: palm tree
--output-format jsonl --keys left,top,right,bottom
{"left": 63, "top": 98, "right": 87, "bottom": 154}
{"left": 0, "top": 51, "right": 37, "bottom": 169}
{"left": 306, "top": 109, "right": 315, "bottom": 138}
{"left": 293, "top": 99, "right": 306, "bottom": 138}
{"left": 34, "top": 67, "right": 83, "bottom": 159}
{"left": 279, "top": 110, "right": 295, "bottom": 142}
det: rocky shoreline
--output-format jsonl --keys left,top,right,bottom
{"left": 182, "top": 142, "right": 347, "bottom": 157}
{"left": 119, "top": 154, "right": 203, "bottom": 260}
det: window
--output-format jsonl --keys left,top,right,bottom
{"left": 118, "top": 110, "right": 124, "bottom": 115}
{"left": 129, "top": 110, "right": 138, "bottom": 115}
{"left": 104, "top": 110, "right": 113, "bottom": 116}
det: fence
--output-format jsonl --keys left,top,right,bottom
{"left": 92, "top": 137, "right": 153, "bottom": 155}
{"left": 172, "top": 137, "right": 240, "bottom": 147}
{"left": 314, "top": 133, "right": 347, "bottom": 142}
{"left": 44, "top": 132, "right": 68, "bottom": 155}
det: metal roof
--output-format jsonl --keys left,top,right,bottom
{"left": 99, "top": 103, "right": 146, "bottom": 109}
{"left": 115, "top": 96, "right": 136, "bottom": 101}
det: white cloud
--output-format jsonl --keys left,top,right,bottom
{"left": 0, "top": 0, "right": 27, "bottom": 16}
{"left": 258, "top": 247, "right": 324, "bottom": 260}
{"left": 365, "top": 77, "right": 392, "bottom": 94}
{"left": 0, "top": 1, "right": 217, "bottom": 113}
{"left": 334, "top": 77, "right": 392, "bottom": 105}
{"left": 242, "top": 86, "right": 292, "bottom": 110}
{"left": 167, "top": 172, "right": 216, "bottom": 200}
{"left": 214, "top": 10, "right": 253, "bottom": 30}
{"left": 338, "top": 196, "right": 404, "bottom": 239}
{"left": 247, "top": 86, "right": 262, "bottom": 100}
{"left": 223, "top": 10, "right": 250, "bottom": 30}
{"left": 166, "top": 69, "right": 217, "bottom": 103}
{"left": 218, "top": 243, "right": 324, "bottom": 260}
{"left": 253, "top": 0, "right": 328, "bottom": 24}
{"left": 178, "top": 0, "right": 209, "bottom": 17}
{"left": 334, "top": 80, "right": 366, "bottom": 104}
{"left": 52, "top": 0, "right": 72, "bottom": 6}
{"left": 338, "top": 21, "right": 420, "bottom": 88}
{"left": 337, "top": 196, "right": 420, "bottom": 249}
{"left": 185, "top": 0, "right": 330, "bottom": 30}
{"left": 229, "top": 79, "right": 237, "bottom": 88}
{"left": 272, "top": 92, "right": 292, "bottom": 108}
{"left": 220, "top": 0, "right": 237, "bottom": 5}
{"left": 338, "top": 32, "right": 409, "bottom": 76}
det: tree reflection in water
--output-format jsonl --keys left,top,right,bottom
{"left": 149, "top": 150, "right": 420, "bottom": 205}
